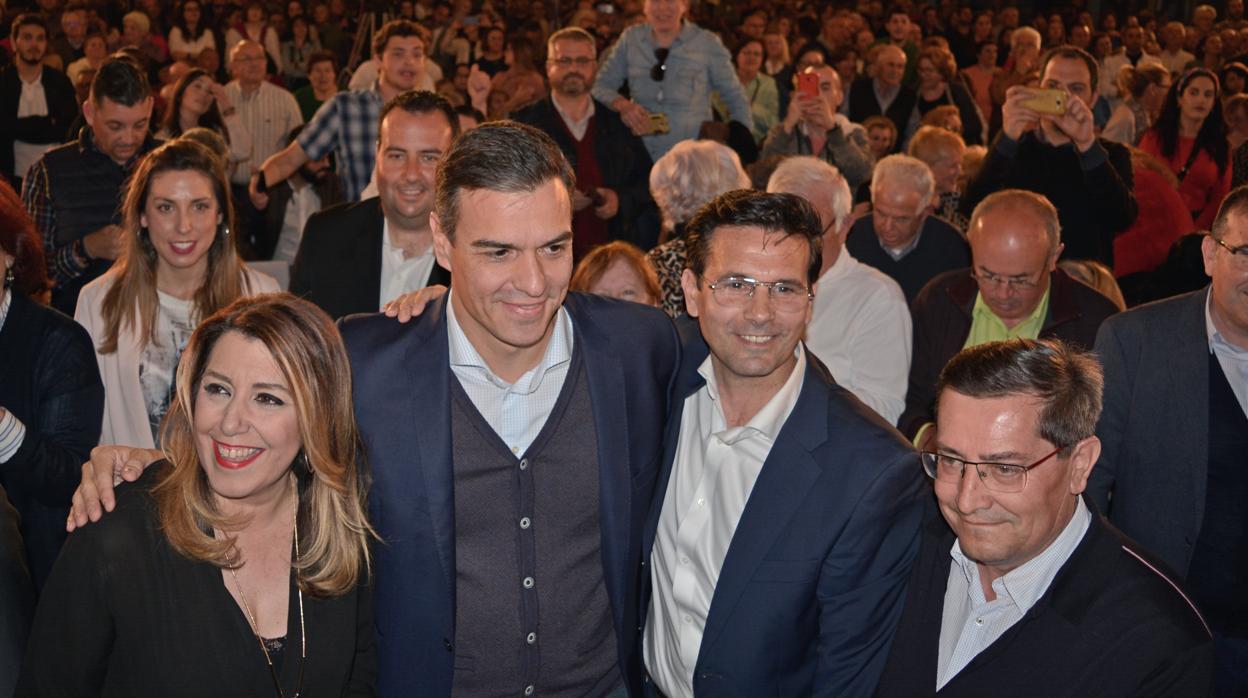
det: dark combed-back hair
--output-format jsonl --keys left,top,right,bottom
{"left": 1039, "top": 44, "right": 1100, "bottom": 95}
{"left": 10, "top": 12, "right": 48, "bottom": 40}
{"left": 90, "top": 56, "right": 152, "bottom": 106}
{"left": 378, "top": 89, "right": 459, "bottom": 139}
{"left": 371, "top": 18, "right": 424, "bottom": 57}
{"left": 1153, "top": 68, "right": 1228, "bottom": 176}
{"left": 434, "top": 120, "right": 574, "bottom": 240}
{"left": 683, "top": 189, "right": 824, "bottom": 286}
{"left": 937, "top": 338, "right": 1104, "bottom": 452}
{"left": 0, "top": 179, "right": 50, "bottom": 298}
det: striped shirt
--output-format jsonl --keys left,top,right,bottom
{"left": 0, "top": 292, "right": 25, "bottom": 464}
{"left": 446, "top": 292, "right": 573, "bottom": 456}
{"left": 296, "top": 85, "right": 382, "bottom": 201}
{"left": 224, "top": 79, "right": 303, "bottom": 185}
{"left": 937, "top": 497, "right": 1092, "bottom": 689}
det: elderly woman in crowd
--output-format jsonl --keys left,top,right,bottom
{"left": 646, "top": 140, "right": 751, "bottom": 317}
{"left": 571, "top": 240, "right": 662, "bottom": 307}
{"left": 908, "top": 125, "right": 968, "bottom": 231}
{"left": 1139, "top": 67, "right": 1231, "bottom": 230}
{"left": 20, "top": 294, "right": 377, "bottom": 694}
{"left": 0, "top": 181, "right": 104, "bottom": 589}
{"left": 912, "top": 46, "right": 986, "bottom": 146}
{"left": 75, "top": 139, "right": 279, "bottom": 451}
{"left": 727, "top": 38, "right": 780, "bottom": 144}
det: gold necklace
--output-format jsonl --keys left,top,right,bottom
{"left": 227, "top": 485, "right": 306, "bottom": 698}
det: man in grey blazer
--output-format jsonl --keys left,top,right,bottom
{"left": 1089, "top": 185, "right": 1248, "bottom": 696}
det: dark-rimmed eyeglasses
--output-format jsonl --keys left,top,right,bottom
{"left": 919, "top": 446, "right": 1064, "bottom": 493}
{"left": 969, "top": 268, "right": 1046, "bottom": 291}
{"left": 1211, "top": 235, "right": 1248, "bottom": 269}
{"left": 703, "top": 275, "right": 813, "bottom": 311}
{"left": 549, "top": 56, "right": 595, "bottom": 68}
{"left": 651, "top": 47, "right": 670, "bottom": 81}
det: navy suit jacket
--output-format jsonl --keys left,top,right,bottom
{"left": 340, "top": 293, "right": 680, "bottom": 696}
{"left": 639, "top": 329, "right": 926, "bottom": 696}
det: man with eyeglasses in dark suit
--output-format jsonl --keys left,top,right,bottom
{"left": 877, "top": 337, "right": 1213, "bottom": 696}
{"left": 899, "top": 189, "right": 1119, "bottom": 448}
{"left": 512, "top": 27, "right": 657, "bottom": 257}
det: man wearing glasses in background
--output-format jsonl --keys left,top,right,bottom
{"left": 513, "top": 27, "right": 656, "bottom": 257}
{"left": 640, "top": 190, "right": 925, "bottom": 695}
{"left": 876, "top": 338, "right": 1213, "bottom": 696}
{"left": 898, "top": 189, "right": 1119, "bottom": 447}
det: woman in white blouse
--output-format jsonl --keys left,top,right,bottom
{"left": 167, "top": 0, "right": 218, "bottom": 62}
{"left": 75, "top": 139, "right": 278, "bottom": 449}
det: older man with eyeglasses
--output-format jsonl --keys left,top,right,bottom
{"left": 876, "top": 337, "right": 1213, "bottom": 696}
{"left": 898, "top": 189, "right": 1119, "bottom": 446}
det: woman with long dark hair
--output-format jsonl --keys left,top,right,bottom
{"left": 74, "top": 139, "right": 278, "bottom": 451}
{"left": 1139, "top": 68, "right": 1231, "bottom": 230}
{"left": 157, "top": 68, "right": 252, "bottom": 169}
{"left": 167, "top": 0, "right": 218, "bottom": 62}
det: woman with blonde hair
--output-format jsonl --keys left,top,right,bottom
{"left": 1102, "top": 62, "right": 1171, "bottom": 146}
{"left": 21, "top": 293, "right": 377, "bottom": 694}
{"left": 75, "top": 138, "right": 279, "bottom": 450}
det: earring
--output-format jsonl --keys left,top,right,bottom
{"left": 300, "top": 451, "right": 311, "bottom": 472}
{"left": 3, "top": 266, "right": 13, "bottom": 289}
{"left": 221, "top": 223, "right": 231, "bottom": 238}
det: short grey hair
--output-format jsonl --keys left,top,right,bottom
{"left": 969, "top": 189, "right": 1061, "bottom": 255}
{"left": 871, "top": 154, "right": 934, "bottom": 215}
{"left": 766, "top": 156, "right": 851, "bottom": 231}
{"left": 1012, "top": 26, "right": 1042, "bottom": 52}
{"left": 649, "top": 140, "right": 751, "bottom": 230}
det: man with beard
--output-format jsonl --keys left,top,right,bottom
{"left": 289, "top": 91, "right": 455, "bottom": 319}
{"left": 513, "top": 27, "right": 655, "bottom": 257}
{"left": 1, "top": 14, "right": 77, "bottom": 192}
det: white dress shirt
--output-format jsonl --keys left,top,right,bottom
{"left": 0, "top": 291, "right": 25, "bottom": 463}
{"left": 1206, "top": 290, "right": 1248, "bottom": 418}
{"left": 446, "top": 293, "right": 574, "bottom": 455}
{"left": 805, "top": 250, "right": 911, "bottom": 425}
{"left": 552, "top": 95, "right": 595, "bottom": 141}
{"left": 644, "top": 345, "right": 807, "bottom": 697}
{"left": 377, "top": 219, "right": 437, "bottom": 310}
{"left": 937, "top": 497, "right": 1092, "bottom": 689}
{"left": 14, "top": 70, "right": 53, "bottom": 179}
{"left": 224, "top": 80, "right": 303, "bottom": 185}
{"left": 271, "top": 180, "right": 322, "bottom": 264}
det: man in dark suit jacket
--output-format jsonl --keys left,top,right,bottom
{"left": 290, "top": 91, "right": 457, "bottom": 319}
{"left": 511, "top": 27, "right": 657, "bottom": 255}
{"left": 0, "top": 483, "right": 34, "bottom": 698}
{"left": 843, "top": 44, "right": 917, "bottom": 149}
{"left": 1, "top": 14, "right": 77, "bottom": 190}
{"left": 877, "top": 338, "right": 1213, "bottom": 697}
{"left": 342, "top": 122, "right": 680, "bottom": 695}
{"left": 640, "top": 190, "right": 925, "bottom": 696}
{"left": 899, "top": 190, "right": 1119, "bottom": 441}
{"left": 1090, "top": 186, "right": 1248, "bottom": 694}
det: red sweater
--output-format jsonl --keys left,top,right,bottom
{"left": 1137, "top": 131, "right": 1231, "bottom": 230}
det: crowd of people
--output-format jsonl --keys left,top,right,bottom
{"left": 0, "top": 0, "right": 1245, "bottom": 694}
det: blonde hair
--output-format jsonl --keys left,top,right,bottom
{"left": 155, "top": 293, "right": 376, "bottom": 597}
{"left": 97, "top": 139, "right": 249, "bottom": 355}
{"left": 1058, "top": 260, "right": 1127, "bottom": 310}
{"left": 909, "top": 124, "right": 966, "bottom": 163}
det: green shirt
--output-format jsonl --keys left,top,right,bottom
{"left": 962, "top": 288, "right": 1052, "bottom": 349}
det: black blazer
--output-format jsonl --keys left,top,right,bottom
{"left": 0, "top": 294, "right": 103, "bottom": 588}
{"left": 0, "top": 64, "right": 77, "bottom": 182}
{"left": 876, "top": 499, "right": 1214, "bottom": 697}
{"left": 511, "top": 97, "right": 656, "bottom": 248}
{"left": 289, "top": 197, "right": 450, "bottom": 319}
{"left": 0, "top": 482, "right": 34, "bottom": 698}
{"left": 1089, "top": 288, "right": 1210, "bottom": 576}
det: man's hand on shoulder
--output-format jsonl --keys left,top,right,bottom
{"left": 382, "top": 284, "right": 450, "bottom": 323}
{"left": 66, "top": 445, "right": 162, "bottom": 531}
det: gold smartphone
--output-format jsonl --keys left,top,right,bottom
{"left": 1019, "top": 88, "right": 1067, "bottom": 116}
{"left": 647, "top": 112, "right": 670, "bottom": 135}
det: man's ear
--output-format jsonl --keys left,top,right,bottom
{"left": 1066, "top": 435, "right": 1101, "bottom": 495}
{"left": 431, "top": 212, "right": 453, "bottom": 272}
{"left": 680, "top": 267, "right": 701, "bottom": 318}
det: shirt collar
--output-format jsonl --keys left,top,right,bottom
{"left": 1206, "top": 287, "right": 1248, "bottom": 356}
{"left": 696, "top": 342, "right": 807, "bottom": 445}
{"left": 879, "top": 227, "right": 923, "bottom": 260}
{"left": 552, "top": 94, "right": 595, "bottom": 125}
{"left": 381, "top": 218, "right": 433, "bottom": 260}
{"left": 446, "top": 290, "right": 574, "bottom": 395}
{"left": 950, "top": 496, "right": 1092, "bottom": 611}
{"left": 971, "top": 287, "right": 1051, "bottom": 333}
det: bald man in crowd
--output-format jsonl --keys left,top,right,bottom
{"left": 900, "top": 189, "right": 1119, "bottom": 444}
